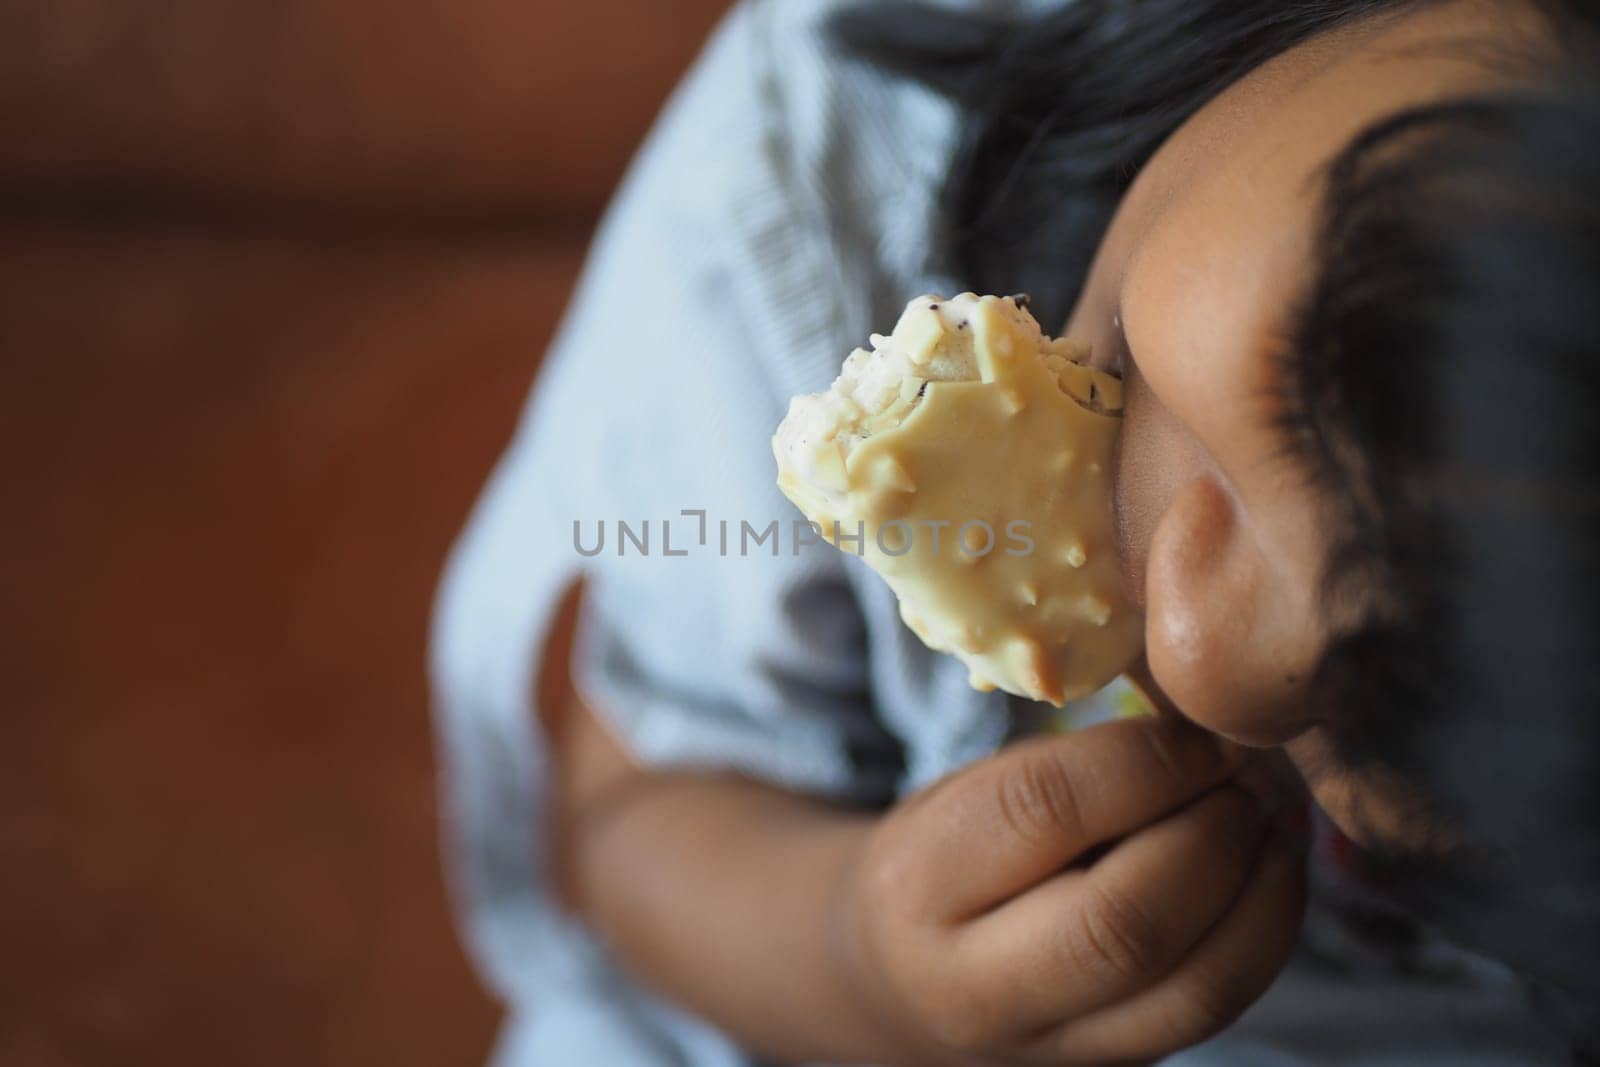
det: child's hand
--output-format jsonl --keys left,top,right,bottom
{"left": 832, "top": 714, "right": 1307, "bottom": 1065}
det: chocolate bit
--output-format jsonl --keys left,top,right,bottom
{"left": 929, "top": 302, "right": 940, "bottom": 311}
{"left": 1007, "top": 293, "right": 1032, "bottom": 308}
{"left": 916, "top": 381, "right": 929, "bottom": 398}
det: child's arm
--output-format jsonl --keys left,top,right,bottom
{"left": 556, "top": 693, "right": 888, "bottom": 1061}
{"left": 542, "top": 583, "right": 893, "bottom": 1060}
{"left": 547, "top": 594, "right": 1309, "bottom": 1066}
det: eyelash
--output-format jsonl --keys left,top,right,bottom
{"left": 1266, "top": 335, "right": 1343, "bottom": 496}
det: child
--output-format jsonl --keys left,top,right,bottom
{"left": 432, "top": 0, "right": 1600, "bottom": 1062}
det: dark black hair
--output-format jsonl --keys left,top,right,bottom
{"left": 831, "top": 0, "right": 1600, "bottom": 1059}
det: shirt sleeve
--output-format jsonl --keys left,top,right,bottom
{"left": 428, "top": 0, "right": 906, "bottom": 1011}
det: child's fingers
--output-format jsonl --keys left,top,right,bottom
{"left": 904, "top": 715, "right": 1247, "bottom": 921}
{"left": 1034, "top": 824, "right": 1309, "bottom": 1064}
{"left": 950, "top": 783, "right": 1272, "bottom": 1033}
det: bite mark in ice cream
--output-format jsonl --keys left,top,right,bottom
{"left": 772, "top": 293, "right": 1144, "bottom": 706}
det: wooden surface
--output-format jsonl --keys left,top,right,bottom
{"left": 0, "top": 1, "right": 731, "bottom": 1063}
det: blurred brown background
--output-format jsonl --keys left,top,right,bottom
{"left": 0, "top": 2, "right": 730, "bottom": 1063}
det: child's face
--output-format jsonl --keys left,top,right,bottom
{"left": 1062, "top": 0, "right": 1547, "bottom": 852}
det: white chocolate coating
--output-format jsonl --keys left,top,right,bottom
{"left": 773, "top": 293, "right": 1144, "bottom": 706}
